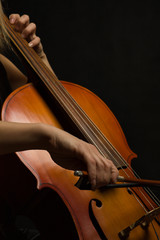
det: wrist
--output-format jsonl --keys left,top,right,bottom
{"left": 36, "top": 123, "right": 54, "bottom": 151}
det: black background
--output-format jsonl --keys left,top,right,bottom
{"left": 3, "top": 0, "right": 160, "bottom": 198}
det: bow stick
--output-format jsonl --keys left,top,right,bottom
{"left": 74, "top": 171, "right": 160, "bottom": 189}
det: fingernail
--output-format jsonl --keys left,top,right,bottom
{"left": 28, "top": 42, "right": 33, "bottom": 47}
{"left": 9, "top": 18, "right": 15, "bottom": 24}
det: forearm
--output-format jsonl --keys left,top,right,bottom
{"left": 0, "top": 121, "right": 119, "bottom": 189}
{"left": 0, "top": 121, "right": 48, "bottom": 155}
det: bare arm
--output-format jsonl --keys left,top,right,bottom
{"left": 0, "top": 54, "right": 27, "bottom": 90}
{"left": 0, "top": 121, "right": 118, "bottom": 190}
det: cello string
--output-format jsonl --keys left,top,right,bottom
{"left": 5, "top": 16, "right": 160, "bottom": 210}
{"left": 151, "top": 221, "right": 160, "bottom": 240}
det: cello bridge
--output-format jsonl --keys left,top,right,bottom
{"left": 118, "top": 207, "right": 160, "bottom": 239}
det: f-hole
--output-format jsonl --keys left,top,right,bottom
{"left": 89, "top": 199, "right": 108, "bottom": 240}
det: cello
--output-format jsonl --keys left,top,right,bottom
{"left": 1, "top": 14, "right": 160, "bottom": 239}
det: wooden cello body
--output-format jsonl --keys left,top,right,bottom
{"left": 2, "top": 81, "right": 160, "bottom": 239}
